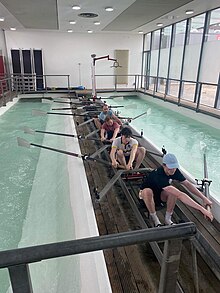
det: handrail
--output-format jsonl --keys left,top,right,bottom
{"left": 0, "top": 223, "right": 196, "bottom": 268}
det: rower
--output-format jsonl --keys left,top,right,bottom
{"left": 94, "top": 104, "right": 122, "bottom": 130}
{"left": 100, "top": 116, "right": 121, "bottom": 142}
{"left": 110, "top": 127, "right": 146, "bottom": 170}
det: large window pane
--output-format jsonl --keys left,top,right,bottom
{"left": 183, "top": 14, "right": 205, "bottom": 81}
{"left": 200, "top": 8, "right": 220, "bottom": 83}
{"left": 144, "top": 33, "right": 151, "bottom": 51}
{"left": 158, "top": 26, "right": 172, "bottom": 78}
{"left": 169, "top": 21, "right": 187, "bottom": 79}
{"left": 150, "top": 30, "right": 160, "bottom": 76}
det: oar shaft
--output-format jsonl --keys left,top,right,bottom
{"left": 132, "top": 111, "right": 147, "bottom": 120}
{"left": 47, "top": 112, "right": 94, "bottom": 117}
{"left": 30, "top": 143, "right": 81, "bottom": 158}
{"left": 35, "top": 130, "right": 78, "bottom": 138}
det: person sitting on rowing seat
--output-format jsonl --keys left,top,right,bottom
{"left": 100, "top": 116, "right": 121, "bottom": 142}
{"left": 139, "top": 153, "right": 213, "bottom": 227}
{"left": 94, "top": 104, "right": 122, "bottom": 130}
{"left": 110, "top": 127, "right": 146, "bottom": 170}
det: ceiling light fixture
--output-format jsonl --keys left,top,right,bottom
{"left": 138, "top": 31, "right": 143, "bottom": 34}
{"left": 185, "top": 10, "right": 194, "bottom": 15}
{"left": 0, "top": 17, "right": 5, "bottom": 22}
{"left": 94, "top": 21, "right": 100, "bottom": 25}
{"left": 67, "top": 29, "right": 73, "bottom": 33}
{"left": 10, "top": 27, "right": 16, "bottom": 31}
{"left": 88, "top": 30, "right": 93, "bottom": 33}
{"left": 157, "top": 23, "right": 163, "bottom": 27}
{"left": 69, "top": 21, "right": 76, "bottom": 24}
{"left": 72, "top": 5, "right": 81, "bottom": 10}
{"left": 105, "top": 7, "right": 114, "bottom": 12}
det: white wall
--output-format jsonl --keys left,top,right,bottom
{"left": 5, "top": 31, "right": 142, "bottom": 88}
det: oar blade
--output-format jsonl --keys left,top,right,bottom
{"left": 125, "top": 104, "right": 137, "bottom": 109}
{"left": 23, "top": 126, "right": 35, "bottom": 135}
{"left": 146, "top": 108, "right": 152, "bottom": 116}
{"left": 42, "top": 99, "right": 53, "bottom": 104}
{"left": 17, "top": 137, "right": 31, "bottom": 148}
{"left": 32, "top": 109, "right": 47, "bottom": 116}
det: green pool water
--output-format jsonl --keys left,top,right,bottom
{"left": 107, "top": 95, "right": 220, "bottom": 200}
{"left": 0, "top": 99, "right": 79, "bottom": 293}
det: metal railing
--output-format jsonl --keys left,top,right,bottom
{"left": 0, "top": 223, "right": 196, "bottom": 293}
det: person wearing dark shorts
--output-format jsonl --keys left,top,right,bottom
{"left": 139, "top": 153, "right": 213, "bottom": 226}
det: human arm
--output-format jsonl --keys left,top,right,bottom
{"left": 181, "top": 180, "right": 212, "bottom": 207}
{"left": 110, "top": 147, "right": 118, "bottom": 168}
{"left": 110, "top": 126, "right": 120, "bottom": 142}
{"left": 126, "top": 145, "right": 138, "bottom": 170}
{"left": 100, "top": 128, "right": 106, "bottom": 141}
{"left": 112, "top": 113, "right": 122, "bottom": 126}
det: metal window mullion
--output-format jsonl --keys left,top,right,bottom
{"left": 194, "top": 11, "right": 211, "bottom": 104}
{"left": 141, "top": 34, "right": 146, "bottom": 87}
{"left": 214, "top": 73, "right": 220, "bottom": 109}
{"left": 178, "top": 19, "right": 190, "bottom": 105}
{"left": 155, "top": 29, "right": 163, "bottom": 92}
{"left": 165, "top": 24, "right": 175, "bottom": 99}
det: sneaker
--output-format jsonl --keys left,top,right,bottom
{"left": 155, "top": 223, "right": 163, "bottom": 227}
{"left": 165, "top": 219, "right": 176, "bottom": 226}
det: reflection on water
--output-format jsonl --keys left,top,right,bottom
{"left": 107, "top": 95, "right": 220, "bottom": 200}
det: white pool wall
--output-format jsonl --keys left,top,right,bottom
{"left": 65, "top": 114, "right": 112, "bottom": 293}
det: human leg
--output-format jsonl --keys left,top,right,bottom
{"left": 93, "top": 118, "right": 102, "bottom": 130}
{"left": 161, "top": 190, "right": 177, "bottom": 225}
{"left": 134, "top": 147, "right": 146, "bottom": 169}
{"left": 116, "top": 150, "right": 127, "bottom": 168}
{"left": 140, "top": 188, "right": 161, "bottom": 226}
{"left": 164, "top": 186, "right": 213, "bottom": 221}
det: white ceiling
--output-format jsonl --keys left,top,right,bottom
{"left": 0, "top": 0, "right": 219, "bottom": 34}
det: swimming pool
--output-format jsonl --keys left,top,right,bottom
{"left": 103, "top": 94, "right": 220, "bottom": 202}
{"left": 0, "top": 97, "right": 111, "bottom": 293}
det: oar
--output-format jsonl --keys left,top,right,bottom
{"left": 119, "top": 109, "right": 151, "bottom": 121}
{"left": 23, "top": 126, "right": 102, "bottom": 142}
{"left": 32, "top": 109, "right": 94, "bottom": 117}
{"left": 17, "top": 137, "right": 111, "bottom": 166}
{"left": 203, "top": 152, "right": 212, "bottom": 212}
{"left": 42, "top": 99, "right": 78, "bottom": 104}
{"left": 51, "top": 107, "right": 77, "bottom": 110}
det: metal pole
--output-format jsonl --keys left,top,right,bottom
{"left": 190, "top": 240, "right": 199, "bottom": 293}
{"left": 0, "top": 223, "right": 196, "bottom": 268}
{"left": 158, "top": 239, "right": 183, "bottom": 293}
{"left": 9, "top": 264, "right": 33, "bottom": 293}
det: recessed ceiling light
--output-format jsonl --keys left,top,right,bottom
{"left": 105, "top": 7, "right": 114, "bottom": 12}
{"left": 88, "top": 30, "right": 93, "bottom": 33}
{"left": 67, "top": 29, "right": 73, "bottom": 33}
{"left": 72, "top": 5, "right": 81, "bottom": 10}
{"left": 138, "top": 31, "right": 143, "bottom": 34}
{"left": 185, "top": 10, "right": 194, "bottom": 15}
{"left": 0, "top": 17, "right": 5, "bottom": 22}
{"left": 157, "top": 23, "right": 163, "bottom": 27}
{"left": 94, "top": 21, "right": 100, "bottom": 25}
{"left": 69, "top": 21, "right": 76, "bottom": 24}
{"left": 10, "top": 27, "right": 16, "bottom": 31}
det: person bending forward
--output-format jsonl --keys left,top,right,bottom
{"left": 110, "top": 127, "right": 146, "bottom": 170}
